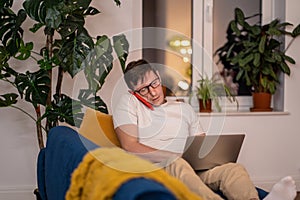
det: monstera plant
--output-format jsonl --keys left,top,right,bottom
{"left": 0, "top": 0, "right": 129, "bottom": 148}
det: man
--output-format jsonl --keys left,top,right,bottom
{"left": 112, "top": 59, "right": 296, "bottom": 200}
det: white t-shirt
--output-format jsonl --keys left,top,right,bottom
{"left": 113, "top": 93, "right": 202, "bottom": 153}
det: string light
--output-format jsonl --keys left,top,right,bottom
{"left": 169, "top": 36, "right": 192, "bottom": 62}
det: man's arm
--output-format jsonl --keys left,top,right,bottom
{"left": 115, "top": 124, "right": 180, "bottom": 163}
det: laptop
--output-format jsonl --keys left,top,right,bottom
{"left": 182, "top": 134, "right": 245, "bottom": 170}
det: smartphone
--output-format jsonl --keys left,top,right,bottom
{"left": 129, "top": 91, "right": 154, "bottom": 110}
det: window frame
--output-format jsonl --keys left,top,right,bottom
{"left": 191, "top": 0, "right": 285, "bottom": 112}
{"left": 136, "top": 0, "right": 285, "bottom": 112}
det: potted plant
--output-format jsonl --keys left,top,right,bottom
{"left": 215, "top": 7, "right": 300, "bottom": 111}
{"left": 0, "top": 0, "right": 129, "bottom": 149}
{"left": 196, "top": 73, "right": 238, "bottom": 112}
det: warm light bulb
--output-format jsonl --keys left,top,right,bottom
{"left": 180, "top": 48, "right": 187, "bottom": 54}
{"left": 183, "top": 57, "right": 189, "bottom": 63}
{"left": 178, "top": 80, "right": 189, "bottom": 90}
{"left": 181, "top": 40, "right": 190, "bottom": 47}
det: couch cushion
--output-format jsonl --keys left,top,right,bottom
{"left": 79, "top": 108, "right": 121, "bottom": 147}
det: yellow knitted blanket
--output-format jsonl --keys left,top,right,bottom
{"left": 65, "top": 147, "right": 202, "bottom": 200}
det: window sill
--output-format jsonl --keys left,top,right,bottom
{"left": 167, "top": 96, "right": 289, "bottom": 116}
{"left": 197, "top": 111, "right": 290, "bottom": 116}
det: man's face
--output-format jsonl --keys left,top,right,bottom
{"left": 133, "top": 70, "right": 165, "bottom": 106}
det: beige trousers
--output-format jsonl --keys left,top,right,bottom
{"left": 164, "top": 158, "right": 259, "bottom": 200}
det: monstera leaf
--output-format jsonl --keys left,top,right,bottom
{"left": 0, "top": 46, "right": 13, "bottom": 78}
{"left": 83, "top": 35, "right": 113, "bottom": 92}
{"left": 22, "top": 0, "right": 47, "bottom": 24}
{"left": 23, "top": 0, "right": 100, "bottom": 33}
{"left": 0, "top": 0, "right": 13, "bottom": 7}
{"left": 0, "top": 93, "right": 18, "bottom": 107}
{"left": 0, "top": 7, "right": 27, "bottom": 56}
{"left": 42, "top": 94, "right": 83, "bottom": 129}
{"left": 57, "top": 28, "right": 94, "bottom": 77}
{"left": 14, "top": 40, "right": 33, "bottom": 60}
{"left": 15, "top": 69, "right": 50, "bottom": 107}
{"left": 113, "top": 34, "right": 129, "bottom": 72}
{"left": 78, "top": 89, "right": 108, "bottom": 114}
{"left": 83, "top": 34, "right": 129, "bottom": 92}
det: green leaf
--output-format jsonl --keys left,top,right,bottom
{"left": 15, "top": 69, "right": 50, "bottom": 107}
{"left": 250, "top": 25, "right": 261, "bottom": 36}
{"left": 292, "top": 24, "right": 300, "bottom": 37}
{"left": 45, "top": 7, "right": 62, "bottom": 29}
{"left": 269, "top": 19, "right": 280, "bottom": 28}
{"left": 268, "top": 38, "right": 281, "bottom": 50}
{"left": 277, "top": 22, "right": 293, "bottom": 29}
{"left": 0, "top": 8, "right": 26, "bottom": 55}
{"left": 14, "top": 41, "right": 33, "bottom": 60}
{"left": 226, "top": 43, "right": 235, "bottom": 58}
{"left": 0, "top": 93, "right": 18, "bottom": 107}
{"left": 0, "top": 62, "right": 17, "bottom": 78}
{"left": 57, "top": 21, "right": 78, "bottom": 38}
{"left": 42, "top": 94, "right": 83, "bottom": 129}
{"left": 0, "top": 0, "right": 13, "bottom": 8}
{"left": 77, "top": 89, "right": 108, "bottom": 114}
{"left": 113, "top": 34, "right": 129, "bottom": 72}
{"left": 283, "top": 54, "right": 296, "bottom": 64}
{"left": 114, "top": 0, "right": 121, "bottom": 6}
{"left": 273, "top": 52, "right": 282, "bottom": 62}
{"left": 72, "top": 0, "right": 92, "bottom": 10}
{"left": 230, "top": 21, "right": 240, "bottom": 36}
{"left": 261, "top": 76, "right": 268, "bottom": 89}
{"left": 269, "top": 69, "right": 278, "bottom": 80}
{"left": 258, "top": 35, "right": 266, "bottom": 53}
{"left": 266, "top": 27, "right": 282, "bottom": 36}
{"left": 23, "top": 0, "right": 47, "bottom": 24}
{"left": 239, "top": 54, "right": 253, "bottom": 67}
{"left": 244, "top": 71, "right": 251, "bottom": 86}
{"left": 58, "top": 28, "right": 94, "bottom": 77}
{"left": 83, "top": 7, "right": 100, "bottom": 16}
{"left": 268, "top": 83, "right": 276, "bottom": 94}
{"left": 37, "top": 48, "right": 56, "bottom": 70}
{"left": 261, "top": 66, "right": 271, "bottom": 75}
{"left": 280, "top": 62, "right": 291, "bottom": 75}
{"left": 235, "top": 8, "right": 245, "bottom": 26}
{"left": 29, "top": 23, "right": 44, "bottom": 33}
{"left": 236, "top": 70, "right": 243, "bottom": 81}
{"left": 82, "top": 35, "right": 113, "bottom": 91}
{"left": 0, "top": 45, "right": 10, "bottom": 66}
{"left": 253, "top": 53, "right": 260, "bottom": 67}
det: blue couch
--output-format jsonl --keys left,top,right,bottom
{"left": 37, "top": 126, "right": 178, "bottom": 200}
{"left": 36, "top": 126, "right": 268, "bottom": 200}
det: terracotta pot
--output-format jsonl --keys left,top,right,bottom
{"left": 250, "top": 92, "right": 273, "bottom": 112}
{"left": 199, "top": 99, "right": 212, "bottom": 112}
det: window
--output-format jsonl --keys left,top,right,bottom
{"left": 141, "top": 0, "right": 285, "bottom": 111}
{"left": 142, "top": 0, "right": 192, "bottom": 97}
{"left": 193, "top": 0, "right": 285, "bottom": 111}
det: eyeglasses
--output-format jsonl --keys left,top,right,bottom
{"left": 134, "top": 77, "right": 161, "bottom": 96}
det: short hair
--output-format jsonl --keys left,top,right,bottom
{"left": 124, "top": 59, "right": 158, "bottom": 90}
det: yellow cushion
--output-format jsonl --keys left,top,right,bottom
{"left": 78, "top": 108, "right": 121, "bottom": 147}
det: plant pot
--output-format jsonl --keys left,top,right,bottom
{"left": 250, "top": 92, "right": 273, "bottom": 112}
{"left": 199, "top": 99, "right": 212, "bottom": 112}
